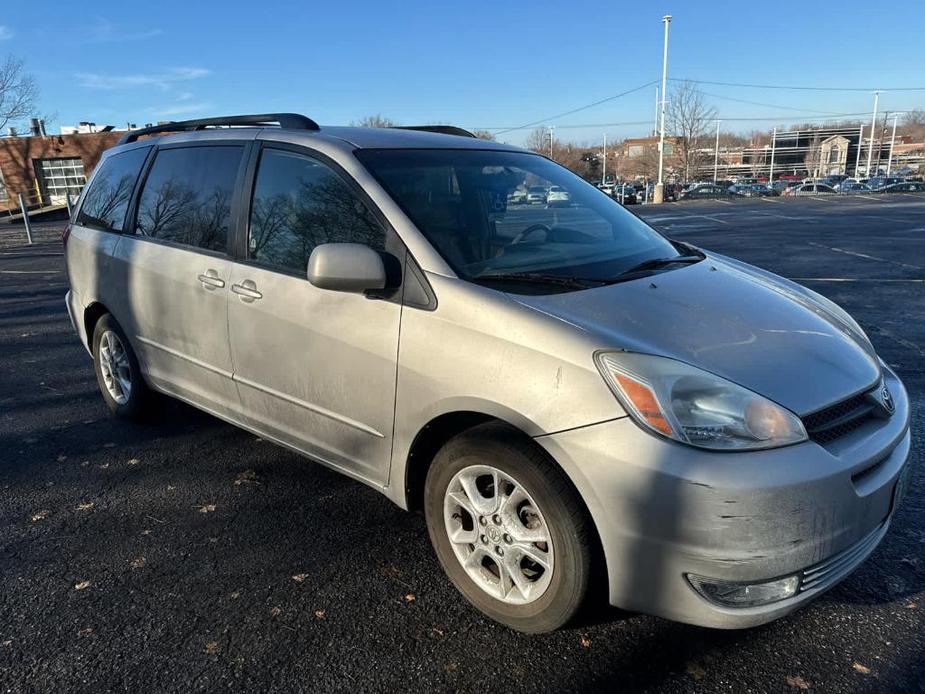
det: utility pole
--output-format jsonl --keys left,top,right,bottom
{"left": 548, "top": 126, "right": 555, "bottom": 159}
{"left": 887, "top": 113, "right": 899, "bottom": 175}
{"left": 713, "top": 120, "right": 721, "bottom": 183}
{"left": 854, "top": 124, "right": 864, "bottom": 179}
{"left": 602, "top": 134, "right": 607, "bottom": 185}
{"left": 865, "top": 90, "right": 879, "bottom": 177}
{"left": 655, "top": 13, "right": 672, "bottom": 203}
{"left": 768, "top": 127, "right": 777, "bottom": 186}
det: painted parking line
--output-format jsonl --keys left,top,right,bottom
{"left": 0, "top": 269, "right": 61, "bottom": 274}
{"left": 805, "top": 241, "right": 923, "bottom": 270}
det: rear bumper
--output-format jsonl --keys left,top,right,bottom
{"left": 536, "top": 367, "right": 911, "bottom": 629}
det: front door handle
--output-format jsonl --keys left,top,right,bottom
{"left": 198, "top": 269, "right": 225, "bottom": 290}
{"left": 231, "top": 280, "right": 263, "bottom": 303}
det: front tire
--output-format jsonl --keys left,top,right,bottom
{"left": 92, "top": 314, "right": 151, "bottom": 419}
{"left": 424, "top": 423, "right": 593, "bottom": 633}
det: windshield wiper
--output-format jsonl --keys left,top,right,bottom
{"left": 611, "top": 254, "right": 703, "bottom": 280}
{"left": 473, "top": 272, "right": 605, "bottom": 289}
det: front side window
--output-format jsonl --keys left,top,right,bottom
{"left": 358, "top": 149, "right": 682, "bottom": 290}
{"left": 248, "top": 148, "right": 385, "bottom": 274}
{"left": 77, "top": 147, "right": 150, "bottom": 231}
{"left": 135, "top": 146, "right": 243, "bottom": 252}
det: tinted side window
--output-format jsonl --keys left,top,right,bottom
{"left": 136, "top": 146, "right": 243, "bottom": 252}
{"left": 248, "top": 148, "right": 385, "bottom": 274}
{"left": 77, "top": 147, "right": 150, "bottom": 232}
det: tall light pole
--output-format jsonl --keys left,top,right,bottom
{"left": 653, "top": 86, "right": 660, "bottom": 136}
{"left": 548, "top": 126, "right": 555, "bottom": 159}
{"left": 768, "top": 127, "right": 777, "bottom": 186}
{"left": 655, "top": 13, "right": 672, "bottom": 203}
{"left": 865, "top": 90, "right": 879, "bottom": 177}
{"left": 602, "top": 133, "right": 607, "bottom": 185}
{"left": 854, "top": 124, "right": 864, "bottom": 179}
{"left": 712, "top": 120, "right": 721, "bottom": 183}
{"left": 887, "top": 113, "right": 900, "bottom": 175}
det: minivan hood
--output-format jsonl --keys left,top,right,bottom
{"left": 511, "top": 256, "right": 880, "bottom": 415}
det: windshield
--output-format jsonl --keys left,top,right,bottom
{"left": 357, "top": 149, "right": 680, "bottom": 285}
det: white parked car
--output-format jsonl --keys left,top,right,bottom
{"left": 546, "top": 186, "right": 571, "bottom": 206}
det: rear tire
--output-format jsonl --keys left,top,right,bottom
{"left": 92, "top": 314, "right": 152, "bottom": 420}
{"left": 424, "top": 423, "right": 593, "bottom": 633}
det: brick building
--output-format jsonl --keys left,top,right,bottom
{"left": 0, "top": 130, "right": 123, "bottom": 211}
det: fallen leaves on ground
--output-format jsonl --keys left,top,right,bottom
{"left": 234, "top": 470, "right": 259, "bottom": 486}
{"left": 77, "top": 627, "right": 93, "bottom": 638}
{"left": 130, "top": 557, "right": 146, "bottom": 570}
{"left": 444, "top": 663, "right": 458, "bottom": 674}
{"left": 74, "top": 580, "right": 92, "bottom": 591}
{"left": 198, "top": 504, "right": 216, "bottom": 514}
{"left": 204, "top": 641, "right": 219, "bottom": 654}
{"left": 56, "top": 455, "right": 67, "bottom": 462}
{"left": 431, "top": 626, "right": 444, "bottom": 637}
{"left": 579, "top": 634, "right": 591, "bottom": 648}
{"left": 2, "top": 640, "right": 12, "bottom": 648}
{"left": 786, "top": 675, "right": 811, "bottom": 689}
{"left": 76, "top": 502, "right": 94, "bottom": 512}
{"left": 229, "top": 591, "right": 240, "bottom": 600}
{"left": 404, "top": 593, "right": 416, "bottom": 602}
{"left": 269, "top": 607, "right": 282, "bottom": 617}
{"left": 686, "top": 661, "right": 706, "bottom": 680}
{"left": 852, "top": 662, "right": 871, "bottom": 675}
{"left": 313, "top": 610, "right": 325, "bottom": 620}
{"left": 905, "top": 600, "right": 917, "bottom": 609}
{"left": 291, "top": 573, "right": 309, "bottom": 583}
{"left": 30, "top": 510, "right": 49, "bottom": 522}
{"left": 127, "top": 458, "right": 140, "bottom": 466}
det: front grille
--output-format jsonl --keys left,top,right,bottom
{"left": 802, "top": 391, "right": 877, "bottom": 444}
{"left": 799, "top": 522, "right": 886, "bottom": 593}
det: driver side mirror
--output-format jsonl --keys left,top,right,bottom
{"left": 307, "top": 243, "right": 387, "bottom": 293}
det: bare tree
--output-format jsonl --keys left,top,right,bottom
{"left": 352, "top": 114, "right": 396, "bottom": 128}
{"left": 666, "top": 81, "right": 717, "bottom": 182}
{"left": 470, "top": 129, "right": 495, "bottom": 141}
{"left": 0, "top": 55, "right": 38, "bottom": 132}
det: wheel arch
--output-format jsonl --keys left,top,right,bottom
{"left": 83, "top": 302, "right": 110, "bottom": 354}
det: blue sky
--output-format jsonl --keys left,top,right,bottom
{"left": 2, "top": 0, "right": 924, "bottom": 146}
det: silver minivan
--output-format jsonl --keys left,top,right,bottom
{"left": 65, "top": 114, "right": 911, "bottom": 633}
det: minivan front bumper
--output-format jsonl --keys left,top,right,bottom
{"left": 536, "top": 367, "right": 911, "bottom": 629}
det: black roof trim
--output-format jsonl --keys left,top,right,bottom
{"left": 392, "top": 125, "right": 477, "bottom": 138}
{"left": 117, "top": 113, "right": 320, "bottom": 145}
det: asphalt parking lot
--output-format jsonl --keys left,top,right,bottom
{"left": 1, "top": 195, "right": 923, "bottom": 693}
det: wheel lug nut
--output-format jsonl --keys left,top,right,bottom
{"left": 478, "top": 516, "right": 487, "bottom": 526}
{"left": 492, "top": 514, "right": 501, "bottom": 525}
{"left": 503, "top": 533, "right": 512, "bottom": 544}
{"left": 495, "top": 546, "right": 504, "bottom": 557}
{"left": 480, "top": 534, "right": 488, "bottom": 544}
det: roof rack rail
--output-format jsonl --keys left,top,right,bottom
{"left": 117, "top": 113, "right": 320, "bottom": 145}
{"left": 392, "top": 125, "right": 477, "bottom": 138}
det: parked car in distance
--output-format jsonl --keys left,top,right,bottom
{"left": 784, "top": 183, "right": 837, "bottom": 196}
{"left": 508, "top": 188, "right": 528, "bottom": 204}
{"left": 678, "top": 183, "right": 735, "bottom": 200}
{"left": 526, "top": 185, "right": 547, "bottom": 204}
{"left": 614, "top": 183, "right": 637, "bottom": 205}
{"left": 836, "top": 181, "right": 872, "bottom": 193}
{"left": 867, "top": 176, "right": 903, "bottom": 190}
{"left": 546, "top": 185, "right": 571, "bottom": 206}
{"left": 729, "top": 184, "right": 772, "bottom": 198}
{"left": 64, "top": 113, "right": 911, "bottom": 635}
{"left": 876, "top": 181, "right": 925, "bottom": 193}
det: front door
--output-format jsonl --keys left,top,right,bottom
{"left": 227, "top": 146, "right": 402, "bottom": 484}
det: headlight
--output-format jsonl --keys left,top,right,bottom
{"left": 595, "top": 352, "right": 807, "bottom": 451}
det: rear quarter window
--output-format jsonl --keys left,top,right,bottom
{"left": 76, "top": 147, "right": 151, "bottom": 232}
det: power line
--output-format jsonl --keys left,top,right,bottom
{"left": 698, "top": 91, "right": 837, "bottom": 115}
{"left": 477, "top": 111, "right": 875, "bottom": 133}
{"left": 671, "top": 78, "right": 925, "bottom": 92}
{"left": 493, "top": 80, "right": 658, "bottom": 135}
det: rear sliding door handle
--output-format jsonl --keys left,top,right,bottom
{"left": 231, "top": 280, "right": 263, "bottom": 302}
{"left": 198, "top": 270, "right": 225, "bottom": 290}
